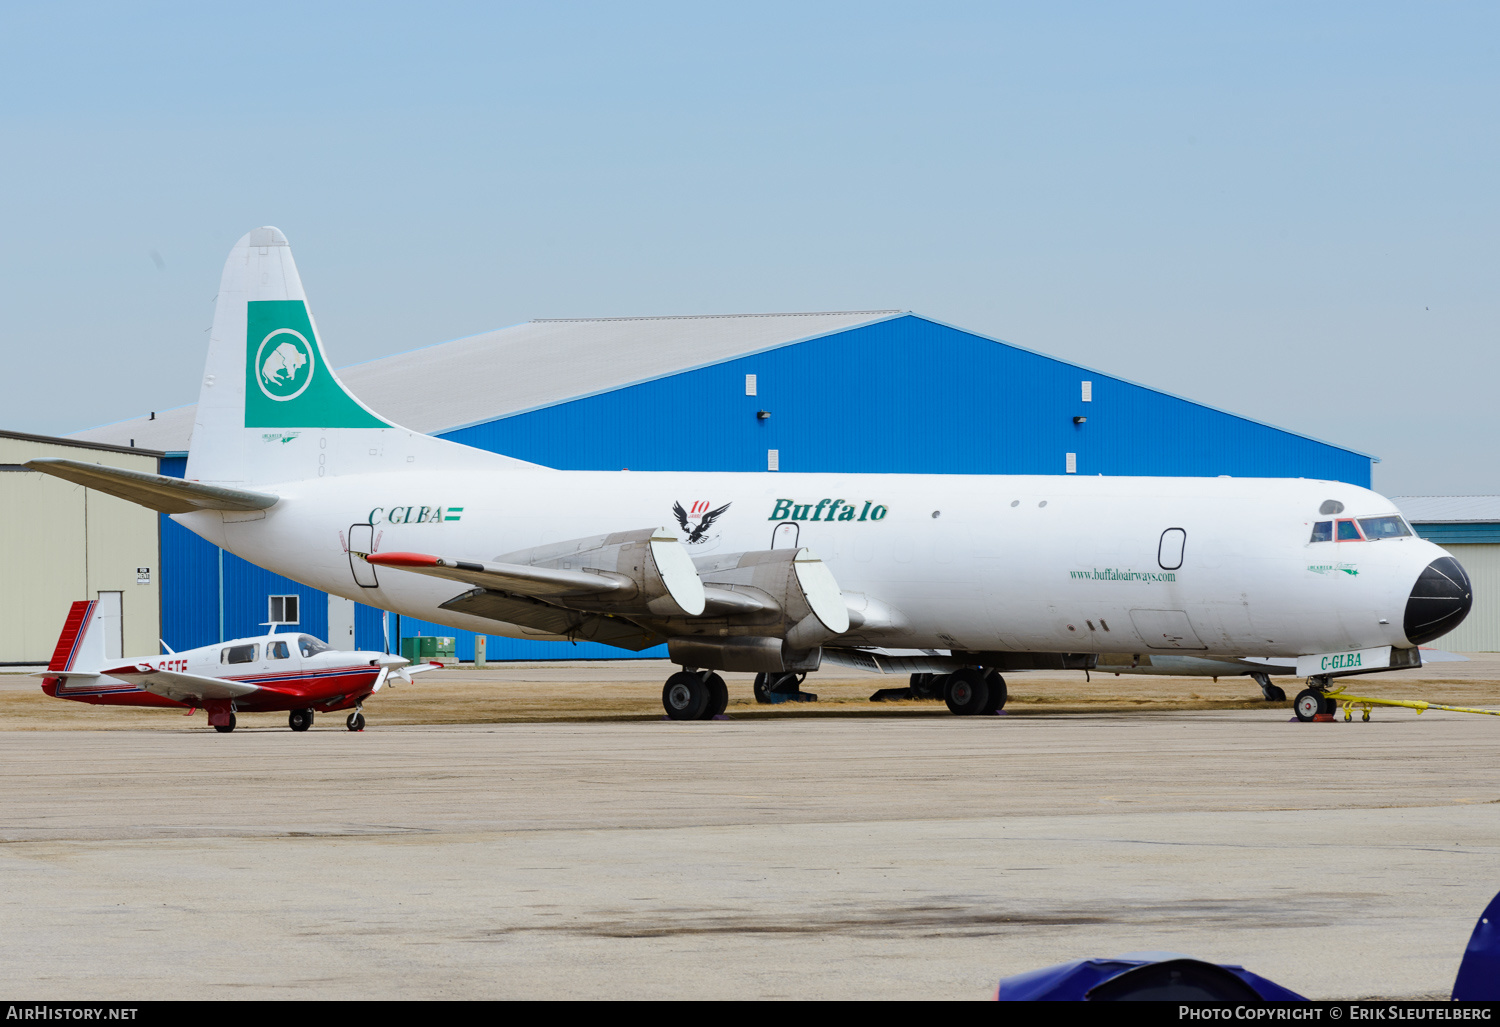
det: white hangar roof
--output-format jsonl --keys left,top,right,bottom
{"left": 69, "top": 310, "right": 904, "bottom": 453}
{"left": 1391, "top": 496, "right": 1500, "bottom": 524}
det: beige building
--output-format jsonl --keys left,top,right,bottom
{"left": 0, "top": 431, "right": 162, "bottom": 664}
{"left": 1393, "top": 496, "right": 1500, "bottom": 653}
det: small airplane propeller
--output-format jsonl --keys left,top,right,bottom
{"left": 370, "top": 653, "right": 440, "bottom": 691}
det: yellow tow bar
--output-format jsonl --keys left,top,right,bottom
{"left": 1323, "top": 686, "right": 1500, "bottom": 722}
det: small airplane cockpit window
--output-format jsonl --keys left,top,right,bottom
{"left": 1358, "top": 516, "right": 1412, "bottom": 540}
{"left": 299, "top": 635, "right": 333, "bottom": 657}
{"left": 222, "top": 643, "right": 259, "bottom": 664}
{"left": 1310, "top": 521, "right": 1333, "bottom": 543}
{"left": 1336, "top": 519, "right": 1363, "bottom": 541}
{"left": 267, "top": 640, "right": 290, "bottom": 660}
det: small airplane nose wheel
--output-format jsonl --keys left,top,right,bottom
{"left": 346, "top": 711, "right": 365, "bottom": 732}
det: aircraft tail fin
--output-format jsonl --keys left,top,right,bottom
{"left": 45, "top": 597, "right": 121, "bottom": 676}
{"left": 186, "top": 227, "right": 512, "bottom": 486}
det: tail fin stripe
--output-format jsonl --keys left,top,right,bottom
{"left": 48, "top": 600, "right": 96, "bottom": 672}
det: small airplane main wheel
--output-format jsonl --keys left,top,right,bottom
{"left": 663, "top": 671, "right": 710, "bottom": 720}
{"left": 944, "top": 668, "right": 990, "bottom": 716}
{"left": 702, "top": 674, "right": 729, "bottom": 719}
{"left": 1293, "top": 689, "right": 1325, "bottom": 722}
{"left": 214, "top": 713, "right": 237, "bottom": 734}
{"left": 346, "top": 711, "right": 366, "bottom": 732}
{"left": 288, "top": 709, "right": 313, "bottom": 732}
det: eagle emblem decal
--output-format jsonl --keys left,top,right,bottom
{"left": 672, "top": 500, "right": 731, "bottom": 545}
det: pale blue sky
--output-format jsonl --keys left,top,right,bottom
{"left": 2, "top": 2, "right": 1494, "bottom": 494}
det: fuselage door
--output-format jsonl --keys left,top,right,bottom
{"left": 348, "top": 523, "right": 379, "bottom": 588}
{"left": 772, "top": 522, "right": 800, "bottom": 549}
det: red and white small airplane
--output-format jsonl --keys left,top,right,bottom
{"left": 41, "top": 599, "right": 438, "bottom": 732}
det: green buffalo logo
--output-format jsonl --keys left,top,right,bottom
{"left": 256, "top": 329, "right": 315, "bottom": 401}
{"left": 770, "top": 498, "right": 887, "bottom": 522}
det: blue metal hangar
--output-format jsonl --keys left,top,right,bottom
{"left": 70, "top": 310, "right": 1374, "bottom": 660}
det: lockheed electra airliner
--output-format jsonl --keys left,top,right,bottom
{"left": 30, "top": 228, "right": 1473, "bottom": 723}
{"left": 43, "top": 597, "right": 437, "bottom": 732}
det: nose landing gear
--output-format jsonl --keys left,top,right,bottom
{"left": 1293, "top": 678, "right": 1336, "bottom": 722}
{"left": 346, "top": 710, "right": 366, "bottom": 732}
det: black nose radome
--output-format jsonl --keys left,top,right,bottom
{"left": 1405, "top": 557, "right": 1473, "bottom": 646}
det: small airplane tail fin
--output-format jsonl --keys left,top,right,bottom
{"left": 186, "top": 227, "right": 510, "bottom": 486}
{"left": 44, "top": 598, "right": 121, "bottom": 689}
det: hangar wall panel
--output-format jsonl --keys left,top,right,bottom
{"left": 1431, "top": 543, "right": 1500, "bottom": 652}
{"left": 0, "top": 437, "right": 160, "bottom": 662}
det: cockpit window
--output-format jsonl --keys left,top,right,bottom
{"left": 222, "top": 643, "right": 259, "bottom": 664}
{"left": 267, "top": 641, "right": 290, "bottom": 660}
{"left": 1358, "top": 516, "right": 1411, "bottom": 540}
{"left": 299, "top": 635, "right": 333, "bottom": 657}
{"left": 1310, "top": 521, "right": 1333, "bottom": 543}
{"left": 1336, "top": 519, "right": 1363, "bottom": 541}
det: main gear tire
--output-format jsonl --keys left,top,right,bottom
{"left": 289, "top": 708, "right": 314, "bottom": 732}
{"left": 944, "top": 668, "right": 990, "bottom": 716}
{"left": 703, "top": 674, "right": 729, "bottom": 719}
{"left": 980, "top": 671, "right": 1008, "bottom": 714}
{"left": 663, "top": 672, "right": 710, "bottom": 720}
{"left": 213, "top": 713, "right": 236, "bottom": 734}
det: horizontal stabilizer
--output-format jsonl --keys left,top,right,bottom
{"left": 103, "top": 665, "right": 262, "bottom": 704}
{"left": 366, "top": 552, "right": 629, "bottom": 598}
{"left": 26, "top": 459, "right": 279, "bottom": 515}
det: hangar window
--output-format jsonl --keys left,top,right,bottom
{"left": 1359, "top": 516, "right": 1412, "bottom": 540}
{"left": 1309, "top": 521, "right": 1333, "bottom": 543}
{"left": 299, "top": 635, "right": 334, "bottom": 658}
{"left": 268, "top": 594, "right": 300, "bottom": 624}
{"left": 267, "top": 641, "right": 290, "bottom": 660}
{"left": 1336, "top": 519, "right": 1363, "bottom": 541}
{"left": 222, "top": 644, "right": 259, "bottom": 664}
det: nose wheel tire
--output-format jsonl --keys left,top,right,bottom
{"left": 944, "top": 668, "right": 990, "bottom": 716}
{"left": 213, "top": 713, "right": 236, "bottom": 734}
{"left": 289, "top": 708, "right": 314, "bottom": 732}
{"left": 1293, "top": 688, "right": 1332, "bottom": 722}
{"left": 346, "top": 711, "right": 366, "bottom": 732}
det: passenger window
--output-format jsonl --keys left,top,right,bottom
{"left": 267, "top": 641, "right": 290, "bottom": 660}
{"left": 1336, "top": 520, "right": 1362, "bottom": 541}
{"left": 221, "top": 644, "right": 259, "bottom": 664}
{"left": 1358, "top": 516, "right": 1411, "bottom": 540}
{"left": 1310, "top": 521, "right": 1333, "bottom": 543}
{"left": 1157, "top": 527, "right": 1186, "bottom": 570}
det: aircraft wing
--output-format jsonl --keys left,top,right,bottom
{"left": 102, "top": 665, "right": 263, "bottom": 704}
{"left": 365, "top": 551, "right": 630, "bottom": 598}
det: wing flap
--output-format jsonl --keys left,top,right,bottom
{"left": 366, "top": 551, "right": 628, "bottom": 598}
{"left": 103, "top": 665, "right": 263, "bottom": 704}
{"left": 26, "top": 459, "right": 278, "bottom": 514}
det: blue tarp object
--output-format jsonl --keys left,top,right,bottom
{"left": 1452, "top": 891, "right": 1500, "bottom": 1001}
{"left": 996, "top": 952, "right": 1308, "bottom": 1001}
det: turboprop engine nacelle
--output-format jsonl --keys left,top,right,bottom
{"left": 497, "top": 527, "right": 706, "bottom": 617}
{"left": 666, "top": 548, "right": 849, "bottom": 672}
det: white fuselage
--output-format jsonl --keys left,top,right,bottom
{"left": 177, "top": 468, "right": 1444, "bottom": 659}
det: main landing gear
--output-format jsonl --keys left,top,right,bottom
{"left": 288, "top": 708, "right": 315, "bottom": 732}
{"left": 213, "top": 712, "right": 237, "bottom": 734}
{"left": 1251, "top": 672, "right": 1287, "bottom": 702}
{"left": 942, "top": 668, "right": 1008, "bottom": 716}
{"left": 753, "top": 672, "right": 818, "bottom": 704}
{"left": 662, "top": 670, "right": 729, "bottom": 721}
